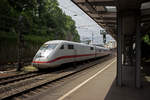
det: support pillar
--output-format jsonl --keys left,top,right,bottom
{"left": 117, "top": 12, "right": 122, "bottom": 86}
{"left": 136, "top": 15, "right": 141, "bottom": 88}
{"left": 116, "top": 10, "right": 141, "bottom": 87}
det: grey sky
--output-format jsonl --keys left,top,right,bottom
{"left": 57, "top": 0, "right": 114, "bottom": 44}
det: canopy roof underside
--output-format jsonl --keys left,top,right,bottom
{"left": 72, "top": 0, "right": 150, "bottom": 39}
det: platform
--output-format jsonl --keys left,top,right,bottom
{"left": 58, "top": 58, "right": 116, "bottom": 100}
{"left": 58, "top": 59, "right": 150, "bottom": 100}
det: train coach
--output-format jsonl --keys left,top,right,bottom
{"left": 32, "top": 40, "right": 110, "bottom": 69}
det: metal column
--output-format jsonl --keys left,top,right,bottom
{"left": 117, "top": 12, "right": 122, "bottom": 86}
{"left": 136, "top": 15, "right": 141, "bottom": 88}
{"left": 116, "top": 10, "right": 141, "bottom": 87}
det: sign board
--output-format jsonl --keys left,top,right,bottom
{"left": 100, "top": 30, "right": 107, "bottom": 35}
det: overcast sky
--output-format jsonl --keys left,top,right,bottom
{"left": 57, "top": 0, "right": 114, "bottom": 44}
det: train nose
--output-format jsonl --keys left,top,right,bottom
{"left": 32, "top": 58, "right": 40, "bottom": 67}
{"left": 35, "top": 50, "right": 53, "bottom": 58}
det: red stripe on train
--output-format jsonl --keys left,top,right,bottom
{"left": 32, "top": 54, "right": 95, "bottom": 64}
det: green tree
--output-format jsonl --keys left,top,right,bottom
{"left": 0, "top": 0, "right": 80, "bottom": 42}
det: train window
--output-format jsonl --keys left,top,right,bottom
{"left": 60, "top": 45, "right": 64, "bottom": 49}
{"left": 99, "top": 50, "right": 101, "bottom": 52}
{"left": 40, "top": 44, "right": 58, "bottom": 50}
{"left": 68, "top": 45, "right": 74, "bottom": 49}
{"left": 90, "top": 47, "right": 94, "bottom": 50}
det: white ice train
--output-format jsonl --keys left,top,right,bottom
{"left": 32, "top": 40, "right": 110, "bottom": 69}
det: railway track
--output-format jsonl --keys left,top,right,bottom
{"left": 0, "top": 72, "right": 43, "bottom": 86}
{"left": 0, "top": 55, "right": 112, "bottom": 100}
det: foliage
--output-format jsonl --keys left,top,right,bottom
{"left": 143, "top": 34, "right": 150, "bottom": 45}
{"left": 0, "top": 0, "right": 80, "bottom": 42}
{"left": 141, "top": 32, "right": 150, "bottom": 61}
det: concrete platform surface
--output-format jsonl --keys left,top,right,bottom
{"left": 58, "top": 59, "right": 150, "bottom": 100}
{"left": 58, "top": 59, "right": 116, "bottom": 100}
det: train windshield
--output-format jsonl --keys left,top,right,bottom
{"left": 40, "top": 44, "right": 58, "bottom": 50}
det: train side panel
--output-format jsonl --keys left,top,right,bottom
{"left": 95, "top": 47, "right": 110, "bottom": 58}
{"left": 52, "top": 42, "right": 76, "bottom": 65}
{"left": 75, "top": 45, "right": 95, "bottom": 61}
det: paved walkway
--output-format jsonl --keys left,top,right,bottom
{"left": 58, "top": 60, "right": 150, "bottom": 100}
{"left": 58, "top": 59, "right": 116, "bottom": 100}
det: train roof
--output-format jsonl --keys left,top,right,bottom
{"left": 44, "top": 40, "right": 109, "bottom": 50}
{"left": 44, "top": 40, "right": 63, "bottom": 44}
{"left": 44, "top": 40, "right": 94, "bottom": 47}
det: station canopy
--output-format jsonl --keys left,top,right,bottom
{"left": 71, "top": 0, "right": 150, "bottom": 39}
{"left": 72, "top": 0, "right": 116, "bottom": 38}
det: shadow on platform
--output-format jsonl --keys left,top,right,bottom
{"left": 104, "top": 80, "right": 150, "bottom": 100}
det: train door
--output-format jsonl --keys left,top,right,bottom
{"left": 74, "top": 45, "right": 78, "bottom": 62}
{"left": 94, "top": 46, "right": 96, "bottom": 58}
{"left": 56, "top": 44, "right": 66, "bottom": 65}
{"left": 67, "top": 44, "right": 75, "bottom": 63}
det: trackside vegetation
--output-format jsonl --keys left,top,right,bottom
{"left": 0, "top": 0, "right": 80, "bottom": 65}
